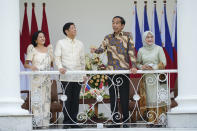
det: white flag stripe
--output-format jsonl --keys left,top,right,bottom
{"left": 131, "top": 5, "right": 136, "bottom": 47}
{"left": 141, "top": 5, "right": 145, "bottom": 36}
{"left": 151, "top": 8, "right": 155, "bottom": 37}
{"left": 160, "top": 6, "right": 165, "bottom": 47}
{"left": 171, "top": 5, "right": 177, "bottom": 47}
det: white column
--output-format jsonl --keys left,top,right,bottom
{"left": 0, "top": 0, "right": 28, "bottom": 115}
{"left": 173, "top": 0, "right": 197, "bottom": 112}
{"left": 168, "top": 0, "right": 197, "bottom": 128}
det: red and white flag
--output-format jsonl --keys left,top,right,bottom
{"left": 20, "top": 3, "right": 31, "bottom": 92}
{"left": 20, "top": 2, "right": 31, "bottom": 64}
{"left": 30, "top": 3, "right": 38, "bottom": 39}
{"left": 41, "top": 3, "right": 50, "bottom": 46}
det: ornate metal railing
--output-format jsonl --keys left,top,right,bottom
{"left": 20, "top": 70, "right": 177, "bottom": 128}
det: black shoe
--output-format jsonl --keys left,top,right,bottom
{"left": 146, "top": 124, "right": 154, "bottom": 128}
{"left": 70, "top": 124, "right": 82, "bottom": 128}
{"left": 63, "top": 125, "right": 70, "bottom": 129}
{"left": 106, "top": 124, "right": 120, "bottom": 128}
{"left": 123, "top": 124, "right": 129, "bottom": 128}
{"left": 153, "top": 125, "right": 163, "bottom": 128}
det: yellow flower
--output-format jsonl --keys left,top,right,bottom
{"left": 93, "top": 76, "right": 97, "bottom": 79}
{"left": 105, "top": 76, "right": 108, "bottom": 80}
{"left": 101, "top": 75, "right": 105, "bottom": 79}
{"left": 87, "top": 64, "right": 91, "bottom": 69}
{"left": 97, "top": 75, "right": 100, "bottom": 78}
{"left": 90, "top": 80, "right": 93, "bottom": 83}
{"left": 95, "top": 83, "right": 98, "bottom": 86}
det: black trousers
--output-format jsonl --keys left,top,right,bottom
{"left": 108, "top": 74, "right": 130, "bottom": 123}
{"left": 61, "top": 81, "right": 81, "bottom": 124}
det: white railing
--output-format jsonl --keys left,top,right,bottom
{"left": 20, "top": 69, "right": 177, "bottom": 75}
{"left": 20, "top": 70, "right": 178, "bottom": 129}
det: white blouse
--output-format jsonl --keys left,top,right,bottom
{"left": 26, "top": 44, "right": 53, "bottom": 71}
{"left": 54, "top": 37, "right": 85, "bottom": 82}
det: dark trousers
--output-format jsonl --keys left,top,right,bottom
{"left": 61, "top": 81, "right": 81, "bottom": 124}
{"left": 108, "top": 74, "right": 130, "bottom": 123}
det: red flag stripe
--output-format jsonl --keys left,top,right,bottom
{"left": 41, "top": 3, "right": 50, "bottom": 46}
{"left": 30, "top": 3, "right": 38, "bottom": 39}
{"left": 20, "top": 3, "right": 31, "bottom": 64}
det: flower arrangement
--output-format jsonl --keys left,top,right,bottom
{"left": 80, "top": 53, "right": 109, "bottom": 99}
{"left": 80, "top": 88, "right": 110, "bottom": 99}
{"left": 79, "top": 52, "right": 110, "bottom": 121}
{"left": 85, "top": 53, "right": 108, "bottom": 89}
{"left": 86, "top": 104, "right": 108, "bottom": 120}
{"left": 88, "top": 74, "right": 108, "bottom": 89}
{"left": 85, "top": 53, "right": 106, "bottom": 71}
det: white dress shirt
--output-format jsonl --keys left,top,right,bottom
{"left": 54, "top": 37, "right": 85, "bottom": 82}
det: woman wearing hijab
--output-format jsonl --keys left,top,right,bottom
{"left": 137, "top": 31, "right": 169, "bottom": 125}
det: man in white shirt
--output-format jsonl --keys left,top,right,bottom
{"left": 54, "top": 22, "right": 85, "bottom": 128}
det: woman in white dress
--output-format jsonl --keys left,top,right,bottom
{"left": 137, "top": 31, "right": 169, "bottom": 125}
{"left": 24, "top": 31, "right": 53, "bottom": 127}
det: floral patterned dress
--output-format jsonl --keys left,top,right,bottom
{"left": 26, "top": 44, "right": 53, "bottom": 127}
